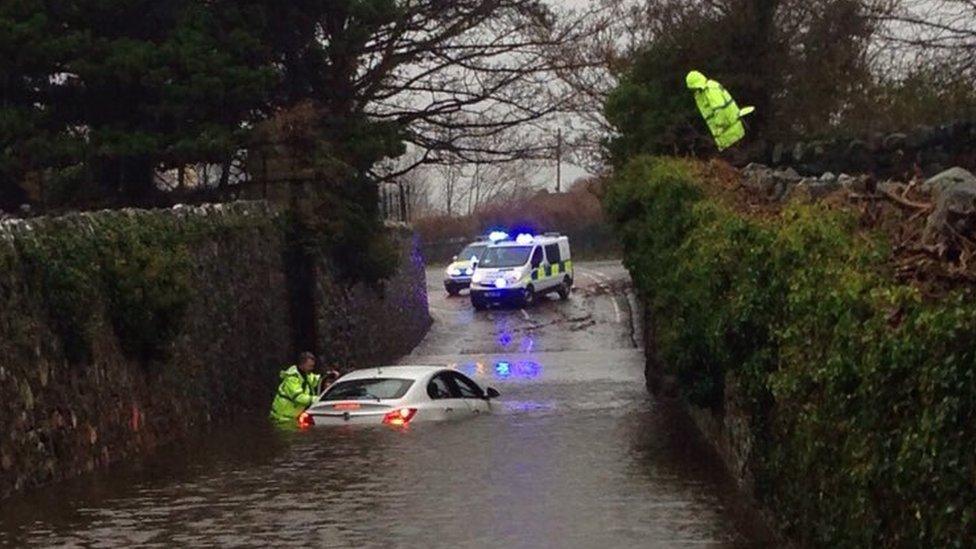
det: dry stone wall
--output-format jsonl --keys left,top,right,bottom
{"left": 755, "top": 120, "right": 976, "bottom": 179}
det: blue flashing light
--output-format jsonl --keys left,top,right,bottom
{"left": 495, "top": 361, "right": 511, "bottom": 377}
{"left": 488, "top": 231, "right": 509, "bottom": 243}
{"left": 515, "top": 233, "right": 534, "bottom": 245}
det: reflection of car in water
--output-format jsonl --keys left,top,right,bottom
{"left": 300, "top": 366, "right": 500, "bottom": 427}
{"left": 469, "top": 233, "right": 573, "bottom": 310}
{"left": 444, "top": 240, "right": 489, "bottom": 296}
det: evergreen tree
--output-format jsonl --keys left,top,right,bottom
{"left": 1, "top": 0, "right": 276, "bottom": 204}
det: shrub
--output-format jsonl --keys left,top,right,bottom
{"left": 606, "top": 155, "right": 976, "bottom": 546}
{"left": 96, "top": 215, "right": 193, "bottom": 361}
{"left": 17, "top": 228, "right": 102, "bottom": 363}
{"left": 16, "top": 212, "right": 194, "bottom": 363}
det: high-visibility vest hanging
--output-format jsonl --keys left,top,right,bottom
{"left": 686, "top": 70, "right": 755, "bottom": 150}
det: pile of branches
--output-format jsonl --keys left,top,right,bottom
{"left": 851, "top": 178, "right": 976, "bottom": 292}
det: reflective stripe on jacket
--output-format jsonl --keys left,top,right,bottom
{"left": 269, "top": 365, "right": 322, "bottom": 423}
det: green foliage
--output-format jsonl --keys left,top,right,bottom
{"left": 16, "top": 228, "right": 102, "bottom": 363}
{"left": 842, "top": 66, "right": 976, "bottom": 135}
{"left": 604, "top": 0, "right": 880, "bottom": 155}
{"left": 16, "top": 214, "right": 194, "bottom": 363}
{"left": 96, "top": 216, "right": 193, "bottom": 361}
{"left": 607, "top": 156, "right": 976, "bottom": 546}
{"left": 0, "top": 0, "right": 275, "bottom": 199}
{"left": 604, "top": 45, "right": 700, "bottom": 163}
{"left": 287, "top": 177, "right": 399, "bottom": 287}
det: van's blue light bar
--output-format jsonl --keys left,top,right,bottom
{"left": 488, "top": 231, "right": 509, "bottom": 242}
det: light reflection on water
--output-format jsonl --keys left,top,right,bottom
{"left": 453, "top": 359, "right": 543, "bottom": 381}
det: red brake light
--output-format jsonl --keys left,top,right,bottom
{"left": 298, "top": 411, "right": 314, "bottom": 429}
{"left": 382, "top": 408, "right": 417, "bottom": 426}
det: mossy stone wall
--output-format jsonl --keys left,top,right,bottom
{"left": 0, "top": 203, "right": 430, "bottom": 500}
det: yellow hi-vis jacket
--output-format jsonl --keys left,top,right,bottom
{"left": 686, "top": 70, "right": 755, "bottom": 150}
{"left": 269, "top": 365, "right": 322, "bottom": 423}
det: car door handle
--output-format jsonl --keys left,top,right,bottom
{"left": 445, "top": 407, "right": 454, "bottom": 412}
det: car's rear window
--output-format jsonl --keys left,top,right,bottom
{"left": 321, "top": 378, "right": 414, "bottom": 401}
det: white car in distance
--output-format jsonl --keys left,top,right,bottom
{"left": 300, "top": 365, "right": 500, "bottom": 428}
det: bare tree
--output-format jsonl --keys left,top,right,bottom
{"left": 452, "top": 157, "right": 543, "bottom": 214}
{"left": 396, "top": 168, "right": 434, "bottom": 219}
{"left": 543, "top": 0, "right": 651, "bottom": 171}
{"left": 278, "top": 1, "right": 598, "bottom": 181}
{"left": 433, "top": 158, "right": 465, "bottom": 216}
{"left": 875, "top": 1, "right": 976, "bottom": 76}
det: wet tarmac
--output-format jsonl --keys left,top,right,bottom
{"left": 0, "top": 261, "right": 773, "bottom": 547}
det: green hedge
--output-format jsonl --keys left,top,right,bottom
{"left": 606, "top": 156, "right": 975, "bottom": 546}
{"left": 9, "top": 206, "right": 276, "bottom": 364}
{"left": 14, "top": 213, "right": 196, "bottom": 363}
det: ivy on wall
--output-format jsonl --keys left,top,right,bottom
{"left": 15, "top": 215, "right": 192, "bottom": 363}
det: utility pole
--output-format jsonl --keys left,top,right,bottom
{"left": 473, "top": 163, "right": 481, "bottom": 211}
{"left": 555, "top": 129, "right": 562, "bottom": 193}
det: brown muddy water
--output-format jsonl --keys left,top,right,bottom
{"left": 0, "top": 261, "right": 773, "bottom": 548}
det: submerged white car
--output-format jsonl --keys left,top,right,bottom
{"left": 300, "top": 365, "right": 500, "bottom": 428}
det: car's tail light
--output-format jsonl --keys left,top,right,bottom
{"left": 382, "top": 408, "right": 417, "bottom": 426}
{"left": 298, "top": 411, "right": 314, "bottom": 429}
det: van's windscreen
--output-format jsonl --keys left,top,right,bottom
{"left": 480, "top": 246, "right": 532, "bottom": 268}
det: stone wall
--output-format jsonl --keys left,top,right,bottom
{"left": 315, "top": 224, "right": 432, "bottom": 367}
{"left": 754, "top": 120, "right": 976, "bottom": 179}
{"left": 0, "top": 203, "right": 430, "bottom": 500}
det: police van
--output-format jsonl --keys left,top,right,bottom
{"left": 443, "top": 238, "right": 489, "bottom": 296}
{"left": 469, "top": 232, "right": 573, "bottom": 310}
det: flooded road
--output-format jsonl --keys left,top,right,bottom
{"left": 0, "top": 260, "right": 772, "bottom": 547}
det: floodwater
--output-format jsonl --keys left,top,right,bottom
{"left": 0, "top": 261, "right": 773, "bottom": 547}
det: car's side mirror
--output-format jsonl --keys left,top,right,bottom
{"left": 485, "top": 387, "right": 500, "bottom": 399}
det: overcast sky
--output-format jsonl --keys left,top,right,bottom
{"left": 415, "top": 0, "right": 603, "bottom": 215}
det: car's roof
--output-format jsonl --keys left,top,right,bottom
{"left": 338, "top": 365, "right": 447, "bottom": 381}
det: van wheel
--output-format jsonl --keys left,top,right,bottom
{"left": 521, "top": 286, "right": 535, "bottom": 307}
{"left": 557, "top": 279, "right": 571, "bottom": 300}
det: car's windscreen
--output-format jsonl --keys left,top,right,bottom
{"left": 480, "top": 246, "right": 531, "bottom": 268}
{"left": 457, "top": 244, "right": 486, "bottom": 261}
{"left": 321, "top": 378, "right": 414, "bottom": 401}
